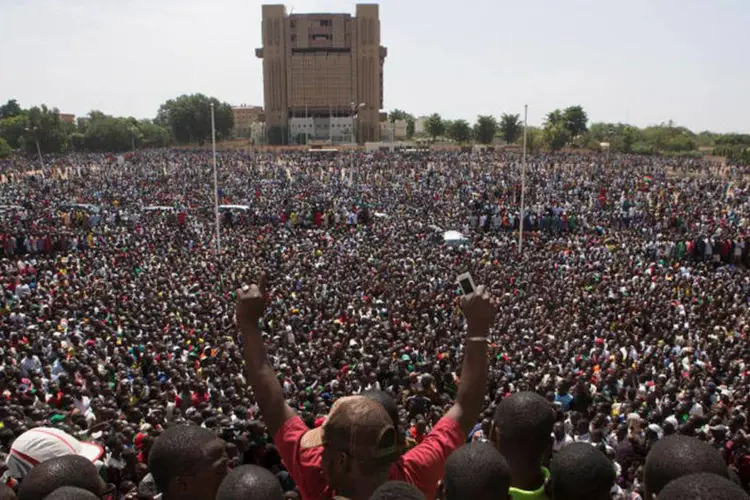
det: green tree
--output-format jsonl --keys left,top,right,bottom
{"left": 525, "top": 126, "right": 543, "bottom": 153}
{"left": 137, "top": 120, "right": 171, "bottom": 148}
{"left": 388, "top": 109, "right": 413, "bottom": 123}
{"left": 447, "top": 119, "right": 472, "bottom": 143}
{"left": 562, "top": 105, "right": 588, "bottom": 138}
{"left": 473, "top": 115, "right": 497, "bottom": 144}
{"left": 156, "top": 94, "right": 234, "bottom": 145}
{"left": 543, "top": 123, "right": 571, "bottom": 151}
{"left": 425, "top": 113, "right": 445, "bottom": 142}
{"left": 406, "top": 119, "right": 415, "bottom": 139}
{"left": 696, "top": 131, "right": 718, "bottom": 148}
{"left": 0, "top": 137, "right": 11, "bottom": 158}
{"left": 70, "top": 132, "right": 85, "bottom": 151}
{"left": 588, "top": 122, "right": 641, "bottom": 152}
{"left": 0, "top": 114, "right": 29, "bottom": 149}
{"left": 499, "top": 113, "right": 522, "bottom": 144}
{"left": 546, "top": 109, "right": 564, "bottom": 127}
{"left": 23, "top": 105, "right": 70, "bottom": 154}
{"left": 715, "top": 134, "right": 750, "bottom": 147}
{"left": 0, "top": 100, "right": 22, "bottom": 120}
{"left": 83, "top": 116, "right": 135, "bottom": 152}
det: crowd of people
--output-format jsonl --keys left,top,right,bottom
{"left": 1, "top": 148, "right": 750, "bottom": 499}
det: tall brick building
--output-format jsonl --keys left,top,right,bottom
{"left": 256, "top": 4, "right": 386, "bottom": 144}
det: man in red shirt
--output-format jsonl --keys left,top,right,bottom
{"left": 237, "top": 273, "right": 495, "bottom": 499}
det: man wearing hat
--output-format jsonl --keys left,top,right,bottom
{"left": 237, "top": 273, "right": 496, "bottom": 499}
{"left": 6, "top": 427, "right": 104, "bottom": 480}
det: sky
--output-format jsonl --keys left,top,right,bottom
{"left": 1, "top": 0, "right": 749, "bottom": 132}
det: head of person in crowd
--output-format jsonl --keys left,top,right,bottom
{"left": 491, "top": 392, "right": 554, "bottom": 496}
{"left": 369, "top": 481, "right": 425, "bottom": 500}
{"left": 301, "top": 396, "right": 399, "bottom": 499}
{"left": 548, "top": 442, "right": 615, "bottom": 500}
{"left": 42, "top": 486, "right": 101, "bottom": 500}
{"left": 216, "top": 465, "right": 283, "bottom": 500}
{"left": 657, "top": 472, "right": 750, "bottom": 500}
{"left": 6, "top": 427, "right": 104, "bottom": 480}
{"left": 438, "top": 442, "right": 510, "bottom": 500}
{"left": 147, "top": 425, "right": 229, "bottom": 500}
{"left": 17, "top": 455, "right": 109, "bottom": 500}
{"left": 644, "top": 435, "right": 730, "bottom": 499}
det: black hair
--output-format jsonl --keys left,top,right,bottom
{"left": 492, "top": 392, "right": 555, "bottom": 456}
{"left": 147, "top": 424, "right": 221, "bottom": 495}
{"left": 42, "top": 486, "right": 100, "bottom": 500}
{"left": 549, "top": 443, "right": 615, "bottom": 500}
{"left": 644, "top": 435, "right": 729, "bottom": 497}
{"left": 443, "top": 443, "right": 510, "bottom": 500}
{"left": 17, "top": 456, "right": 102, "bottom": 500}
{"left": 216, "top": 465, "right": 282, "bottom": 500}
{"left": 658, "top": 472, "right": 749, "bottom": 500}
{"left": 369, "top": 481, "right": 425, "bottom": 500}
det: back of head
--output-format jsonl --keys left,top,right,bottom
{"left": 147, "top": 424, "right": 220, "bottom": 496}
{"left": 549, "top": 442, "right": 615, "bottom": 500}
{"left": 43, "top": 486, "right": 101, "bottom": 500}
{"left": 18, "top": 456, "right": 102, "bottom": 500}
{"left": 492, "top": 392, "right": 555, "bottom": 460}
{"left": 443, "top": 443, "right": 510, "bottom": 500}
{"left": 369, "top": 481, "right": 425, "bottom": 500}
{"left": 216, "top": 465, "right": 282, "bottom": 500}
{"left": 644, "top": 435, "right": 729, "bottom": 498}
{"left": 658, "top": 472, "right": 749, "bottom": 500}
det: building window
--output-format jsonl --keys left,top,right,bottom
{"left": 290, "top": 34, "right": 296, "bottom": 42}
{"left": 290, "top": 20, "right": 296, "bottom": 28}
{"left": 320, "top": 19, "right": 330, "bottom": 26}
{"left": 311, "top": 34, "right": 330, "bottom": 41}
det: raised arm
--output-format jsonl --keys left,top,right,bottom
{"left": 445, "top": 285, "right": 496, "bottom": 436}
{"left": 236, "top": 273, "right": 296, "bottom": 437}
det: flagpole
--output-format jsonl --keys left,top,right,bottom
{"left": 518, "top": 104, "right": 528, "bottom": 253}
{"left": 211, "top": 102, "right": 221, "bottom": 254}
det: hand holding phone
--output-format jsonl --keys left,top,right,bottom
{"left": 456, "top": 272, "right": 476, "bottom": 296}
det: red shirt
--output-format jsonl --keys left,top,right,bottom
{"left": 190, "top": 391, "right": 209, "bottom": 406}
{"left": 274, "top": 415, "right": 464, "bottom": 500}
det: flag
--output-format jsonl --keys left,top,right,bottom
{"left": 642, "top": 175, "right": 653, "bottom": 185}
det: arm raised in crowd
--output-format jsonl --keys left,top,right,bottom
{"left": 236, "top": 273, "right": 296, "bottom": 437}
{"left": 445, "top": 285, "right": 496, "bottom": 436}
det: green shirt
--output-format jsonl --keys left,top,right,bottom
{"left": 509, "top": 468, "right": 551, "bottom": 500}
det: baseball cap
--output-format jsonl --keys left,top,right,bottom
{"left": 7, "top": 427, "right": 104, "bottom": 479}
{"left": 300, "top": 396, "right": 399, "bottom": 461}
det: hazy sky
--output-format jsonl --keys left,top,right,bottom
{"left": 2, "top": 0, "right": 749, "bottom": 132}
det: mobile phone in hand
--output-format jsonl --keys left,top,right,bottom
{"left": 456, "top": 272, "right": 476, "bottom": 296}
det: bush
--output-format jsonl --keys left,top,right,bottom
{"left": 0, "top": 137, "right": 11, "bottom": 158}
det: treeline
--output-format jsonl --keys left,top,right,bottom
{"left": 0, "top": 94, "right": 234, "bottom": 158}
{"left": 397, "top": 106, "right": 750, "bottom": 164}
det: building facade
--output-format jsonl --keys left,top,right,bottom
{"left": 380, "top": 119, "right": 407, "bottom": 141}
{"left": 232, "top": 105, "right": 263, "bottom": 137}
{"left": 59, "top": 113, "right": 75, "bottom": 124}
{"left": 256, "top": 4, "right": 386, "bottom": 143}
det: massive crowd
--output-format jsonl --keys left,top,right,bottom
{"left": 1, "top": 148, "right": 750, "bottom": 499}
